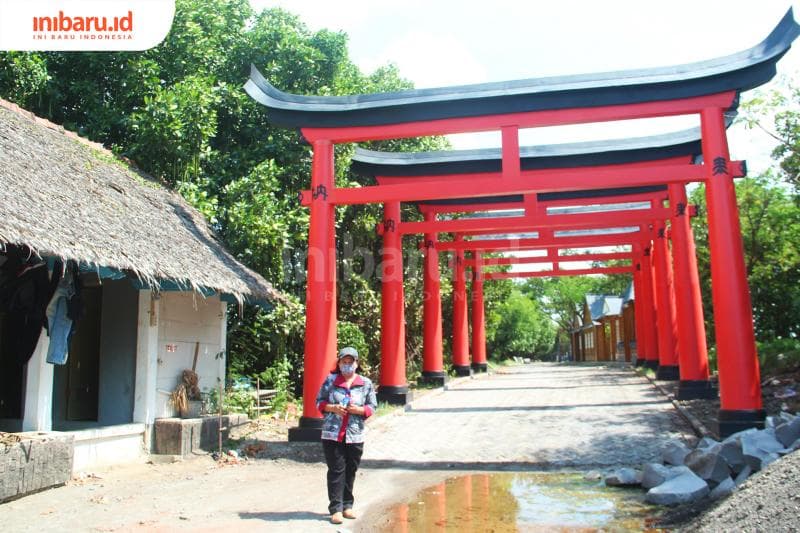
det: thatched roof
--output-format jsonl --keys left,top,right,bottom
{"left": 0, "top": 99, "right": 284, "bottom": 306}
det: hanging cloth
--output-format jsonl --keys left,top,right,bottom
{"left": 0, "top": 247, "right": 62, "bottom": 365}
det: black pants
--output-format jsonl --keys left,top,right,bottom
{"left": 322, "top": 439, "right": 364, "bottom": 514}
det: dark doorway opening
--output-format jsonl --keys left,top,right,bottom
{"left": 0, "top": 311, "right": 25, "bottom": 419}
{"left": 53, "top": 280, "right": 102, "bottom": 424}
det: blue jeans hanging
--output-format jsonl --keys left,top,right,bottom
{"left": 46, "top": 275, "right": 75, "bottom": 365}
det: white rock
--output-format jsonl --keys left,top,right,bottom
{"left": 605, "top": 467, "right": 642, "bottom": 486}
{"left": 645, "top": 471, "right": 710, "bottom": 506}
{"left": 662, "top": 440, "right": 691, "bottom": 466}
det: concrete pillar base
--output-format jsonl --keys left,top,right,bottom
{"left": 677, "top": 380, "right": 718, "bottom": 400}
{"left": 288, "top": 416, "right": 323, "bottom": 442}
{"left": 419, "top": 372, "right": 446, "bottom": 387}
{"left": 453, "top": 365, "right": 472, "bottom": 377}
{"left": 377, "top": 386, "right": 413, "bottom": 406}
{"left": 471, "top": 363, "right": 488, "bottom": 373}
{"left": 718, "top": 409, "right": 766, "bottom": 439}
{"left": 655, "top": 365, "right": 680, "bottom": 381}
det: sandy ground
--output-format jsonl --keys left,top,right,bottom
{"left": 0, "top": 363, "right": 696, "bottom": 532}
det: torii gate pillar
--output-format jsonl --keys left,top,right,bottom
{"left": 701, "top": 107, "right": 764, "bottom": 437}
{"left": 470, "top": 253, "right": 488, "bottom": 372}
{"left": 653, "top": 221, "right": 680, "bottom": 380}
{"left": 289, "top": 140, "right": 337, "bottom": 441}
{"left": 669, "top": 183, "right": 716, "bottom": 399}
{"left": 452, "top": 236, "right": 471, "bottom": 376}
{"left": 378, "top": 201, "right": 412, "bottom": 405}
{"left": 632, "top": 253, "right": 647, "bottom": 366}
{"left": 421, "top": 212, "right": 446, "bottom": 386}
{"left": 640, "top": 246, "right": 659, "bottom": 369}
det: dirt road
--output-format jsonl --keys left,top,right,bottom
{"left": 0, "top": 363, "right": 694, "bottom": 532}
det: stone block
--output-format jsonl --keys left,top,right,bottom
{"left": 696, "top": 437, "right": 720, "bottom": 449}
{"left": 154, "top": 415, "right": 249, "bottom": 457}
{"left": 774, "top": 417, "right": 800, "bottom": 448}
{"left": 718, "top": 439, "right": 746, "bottom": 473}
{"left": 0, "top": 433, "right": 73, "bottom": 502}
{"left": 685, "top": 446, "right": 731, "bottom": 485}
{"left": 604, "top": 467, "right": 642, "bottom": 486}
{"left": 740, "top": 430, "right": 787, "bottom": 470}
{"left": 662, "top": 440, "right": 691, "bottom": 466}
{"left": 709, "top": 477, "right": 736, "bottom": 501}
{"left": 641, "top": 464, "right": 691, "bottom": 489}
{"left": 641, "top": 463, "right": 670, "bottom": 489}
{"left": 645, "top": 471, "right": 710, "bottom": 506}
{"left": 734, "top": 464, "right": 752, "bottom": 486}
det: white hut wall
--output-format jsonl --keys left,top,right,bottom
{"left": 155, "top": 291, "right": 226, "bottom": 418}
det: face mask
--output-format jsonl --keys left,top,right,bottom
{"left": 340, "top": 363, "right": 356, "bottom": 375}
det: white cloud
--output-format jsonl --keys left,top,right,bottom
{"left": 359, "top": 30, "right": 487, "bottom": 88}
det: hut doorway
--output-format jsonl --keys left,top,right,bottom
{"left": 0, "top": 311, "right": 24, "bottom": 420}
{"left": 54, "top": 283, "right": 102, "bottom": 423}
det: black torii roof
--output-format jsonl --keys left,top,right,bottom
{"left": 351, "top": 127, "right": 708, "bottom": 178}
{"left": 350, "top": 126, "right": 718, "bottom": 206}
{"left": 245, "top": 9, "right": 798, "bottom": 128}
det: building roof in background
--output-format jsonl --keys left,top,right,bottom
{"left": 621, "top": 282, "right": 635, "bottom": 303}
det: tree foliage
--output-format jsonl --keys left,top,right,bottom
{"left": 690, "top": 172, "right": 800, "bottom": 342}
{"left": 0, "top": 0, "right": 451, "bottom": 391}
{"left": 489, "top": 290, "right": 555, "bottom": 359}
{"left": 739, "top": 79, "right": 800, "bottom": 193}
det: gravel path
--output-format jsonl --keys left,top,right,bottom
{"left": 681, "top": 446, "right": 800, "bottom": 532}
{"left": 0, "top": 362, "right": 695, "bottom": 532}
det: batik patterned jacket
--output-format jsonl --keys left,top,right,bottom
{"left": 316, "top": 373, "right": 377, "bottom": 443}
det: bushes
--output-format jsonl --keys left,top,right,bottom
{"left": 758, "top": 338, "right": 800, "bottom": 376}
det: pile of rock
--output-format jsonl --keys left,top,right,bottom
{"left": 605, "top": 413, "right": 800, "bottom": 506}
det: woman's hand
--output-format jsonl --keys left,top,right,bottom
{"left": 328, "top": 404, "right": 347, "bottom": 416}
{"left": 346, "top": 405, "right": 365, "bottom": 416}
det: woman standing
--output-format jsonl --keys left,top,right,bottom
{"left": 316, "top": 346, "right": 377, "bottom": 524}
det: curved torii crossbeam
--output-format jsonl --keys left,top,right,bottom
{"left": 246, "top": 10, "right": 799, "bottom": 440}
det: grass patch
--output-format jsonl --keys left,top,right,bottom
{"left": 374, "top": 401, "right": 401, "bottom": 418}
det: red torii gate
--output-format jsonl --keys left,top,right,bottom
{"left": 352, "top": 134, "right": 710, "bottom": 389}
{"left": 432, "top": 228, "right": 651, "bottom": 376}
{"left": 245, "top": 10, "right": 799, "bottom": 439}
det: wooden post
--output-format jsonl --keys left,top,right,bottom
{"left": 218, "top": 381, "right": 223, "bottom": 455}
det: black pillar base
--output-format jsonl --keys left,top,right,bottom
{"left": 644, "top": 360, "right": 659, "bottom": 370}
{"left": 453, "top": 365, "right": 472, "bottom": 377}
{"left": 471, "top": 363, "right": 488, "bottom": 373}
{"left": 677, "top": 380, "right": 718, "bottom": 400}
{"left": 655, "top": 365, "right": 680, "bottom": 381}
{"left": 419, "top": 371, "right": 446, "bottom": 387}
{"left": 288, "top": 416, "right": 322, "bottom": 442}
{"left": 377, "top": 385, "right": 413, "bottom": 406}
{"left": 718, "top": 409, "right": 766, "bottom": 439}
{"left": 634, "top": 358, "right": 645, "bottom": 367}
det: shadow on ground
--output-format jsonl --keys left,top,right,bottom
{"left": 239, "top": 511, "right": 330, "bottom": 522}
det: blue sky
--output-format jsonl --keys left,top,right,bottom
{"left": 249, "top": 0, "right": 799, "bottom": 174}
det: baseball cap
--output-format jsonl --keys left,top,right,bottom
{"left": 337, "top": 346, "right": 359, "bottom": 360}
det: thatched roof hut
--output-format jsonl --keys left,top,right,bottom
{"left": 0, "top": 99, "right": 283, "bottom": 305}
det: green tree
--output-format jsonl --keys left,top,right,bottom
{"left": 739, "top": 78, "right": 800, "bottom": 193}
{"left": 690, "top": 172, "right": 800, "bottom": 342}
{"left": 0, "top": 0, "right": 451, "bottom": 392}
{"left": 490, "top": 290, "right": 555, "bottom": 359}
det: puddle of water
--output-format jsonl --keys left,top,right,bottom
{"left": 383, "top": 472, "right": 662, "bottom": 532}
